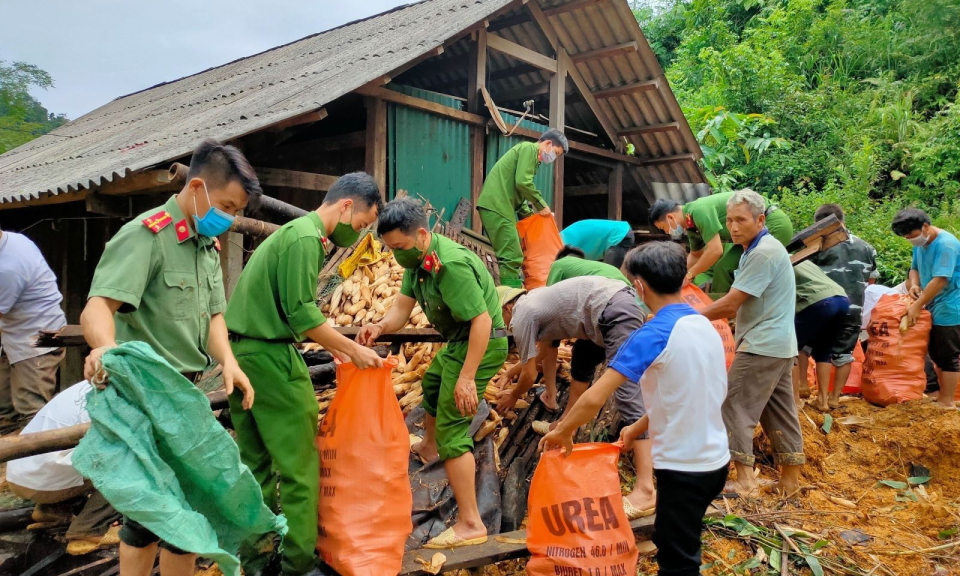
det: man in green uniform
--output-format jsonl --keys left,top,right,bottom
{"left": 476, "top": 129, "right": 568, "bottom": 288}
{"left": 225, "top": 172, "right": 384, "bottom": 576}
{"left": 649, "top": 190, "right": 794, "bottom": 295}
{"left": 547, "top": 245, "right": 631, "bottom": 287}
{"left": 80, "top": 139, "right": 260, "bottom": 576}
{"left": 358, "top": 197, "right": 508, "bottom": 548}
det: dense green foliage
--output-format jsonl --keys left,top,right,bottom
{"left": 636, "top": 0, "right": 960, "bottom": 283}
{"left": 0, "top": 60, "right": 67, "bottom": 154}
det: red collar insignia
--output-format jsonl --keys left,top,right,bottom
{"left": 213, "top": 237, "right": 221, "bottom": 252}
{"left": 320, "top": 234, "right": 331, "bottom": 252}
{"left": 423, "top": 251, "right": 442, "bottom": 273}
{"left": 684, "top": 213, "right": 697, "bottom": 231}
{"left": 175, "top": 219, "right": 191, "bottom": 242}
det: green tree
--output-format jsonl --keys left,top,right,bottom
{"left": 0, "top": 60, "right": 68, "bottom": 154}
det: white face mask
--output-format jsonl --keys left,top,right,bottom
{"left": 667, "top": 216, "right": 684, "bottom": 240}
{"left": 540, "top": 148, "right": 557, "bottom": 164}
{"left": 909, "top": 231, "right": 929, "bottom": 247}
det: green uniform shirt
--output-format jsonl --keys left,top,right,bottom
{"left": 400, "top": 234, "right": 505, "bottom": 341}
{"left": 794, "top": 260, "right": 848, "bottom": 313}
{"left": 476, "top": 141, "right": 548, "bottom": 217}
{"left": 684, "top": 191, "right": 774, "bottom": 251}
{"left": 88, "top": 196, "right": 225, "bottom": 374}
{"left": 225, "top": 212, "right": 327, "bottom": 341}
{"left": 546, "top": 257, "right": 630, "bottom": 287}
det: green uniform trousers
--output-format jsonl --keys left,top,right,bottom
{"left": 422, "top": 338, "right": 508, "bottom": 460}
{"left": 230, "top": 338, "right": 319, "bottom": 576}
{"left": 477, "top": 208, "right": 524, "bottom": 288}
{"left": 708, "top": 209, "right": 795, "bottom": 295}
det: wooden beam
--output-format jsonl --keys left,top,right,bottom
{"left": 526, "top": 2, "right": 619, "bottom": 149}
{"left": 608, "top": 163, "right": 623, "bottom": 220}
{"left": 638, "top": 153, "right": 698, "bottom": 166}
{"left": 467, "top": 28, "right": 487, "bottom": 114}
{"left": 279, "top": 130, "right": 366, "bottom": 155}
{"left": 256, "top": 168, "right": 338, "bottom": 192}
{"left": 470, "top": 126, "right": 485, "bottom": 233}
{"left": 387, "top": 46, "right": 445, "bottom": 82}
{"left": 549, "top": 47, "right": 567, "bottom": 129}
{"left": 487, "top": 11, "right": 531, "bottom": 32}
{"left": 85, "top": 193, "right": 132, "bottom": 217}
{"left": 618, "top": 122, "right": 680, "bottom": 137}
{"left": 593, "top": 78, "right": 660, "bottom": 99}
{"left": 364, "top": 96, "right": 388, "bottom": 198}
{"left": 97, "top": 169, "right": 182, "bottom": 196}
{"left": 231, "top": 215, "right": 280, "bottom": 239}
{"left": 542, "top": 0, "right": 607, "bottom": 18}
{"left": 565, "top": 183, "right": 606, "bottom": 197}
{"left": 266, "top": 108, "right": 327, "bottom": 132}
{"left": 570, "top": 41, "right": 639, "bottom": 63}
{"left": 553, "top": 155, "right": 564, "bottom": 226}
{"left": 356, "top": 85, "right": 486, "bottom": 126}
{"left": 257, "top": 195, "right": 309, "bottom": 220}
{"left": 220, "top": 215, "right": 243, "bottom": 302}
{"left": 486, "top": 34, "right": 557, "bottom": 72}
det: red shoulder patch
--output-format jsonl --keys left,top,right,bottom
{"left": 684, "top": 213, "right": 697, "bottom": 231}
{"left": 142, "top": 211, "right": 173, "bottom": 234}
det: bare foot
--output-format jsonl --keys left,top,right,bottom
{"left": 723, "top": 479, "right": 760, "bottom": 498}
{"left": 933, "top": 401, "right": 958, "bottom": 411}
{"left": 798, "top": 383, "right": 811, "bottom": 399}
{"left": 450, "top": 519, "right": 487, "bottom": 541}
{"left": 539, "top": 390, "right": 559, "bottom": 411}
{"left": 828, "top": 396, "right": 840, "bottom": 410}
{"left": 768, "top": 480, "right": 801, "bottom": 497}
{"left": 412, "top": 440, "right": 439, "bottom": 463}
{"left": 624, "top": 490, "right": 656, "bottom": 512}
{"left": 810, "top": 398, "right": 830, "bottom": 412}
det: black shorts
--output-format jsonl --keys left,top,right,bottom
{"left": 929, "top": 325, "right": 960, "bottom": 373}
{"left": 601, "top": 230, "right": 635, "bottom": 270}
{"left": 795, "top": 295, "right": 856, "bottom": 364}
{"left": 119, "top": 517, "right": 189, "bottom": 555}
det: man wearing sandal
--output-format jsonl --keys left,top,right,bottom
{"left": 541, "top": 242, "right": 729, "bottom": 576}
{"left": 359, "top": 197, "right": 508, "bottom": 549}
{"left": 497, "top": 276, "right": 656, "bottom": 518}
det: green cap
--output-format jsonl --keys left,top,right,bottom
{"left": 496, "top": 285, "right": 526, "bottom": 307}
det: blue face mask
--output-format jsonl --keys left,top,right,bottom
{"left": 192, "top": 181, "right": 235, "bottom": 237}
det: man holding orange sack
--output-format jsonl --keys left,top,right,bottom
{"left": 359, "top": 197, "right": 508, "bottom": 548}
{"left": 476, "top": 129, "right": 568, "bottom": 288}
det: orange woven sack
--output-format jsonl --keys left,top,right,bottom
{"left": 316, "top": 358, "right": 412, "bottom": 576}
{"left": 681, "top": 284, "right": 736, "bottom": 369}
{"left": 516, "top": 214, "right": 564, "bottom": 290}
{"left": 862, "top": 295, "right": 932, "bottom": 406}
{"left": 527, "top": 443, "right": 638, "bottom": 576}
{"left": 805, "top": 340, "right": 866, "bottom": 395}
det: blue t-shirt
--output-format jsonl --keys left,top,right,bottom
{"left": 912, "top": 230, "right": 960, "bottom": 326}
{"left": 560, "top": 220, "right": 631, "bottom": 261}
{"left": 609, "top": 303, "right": 729, "bottom": 472}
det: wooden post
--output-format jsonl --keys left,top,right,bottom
{"left": 365, "top": 96, "right": 388, "bottom": 199}
{"left": 468, "top": 27, "right": 488, "bottom": 232}
{"left": 550, "top": 48, "right": 566, "bottom": 226}
{"left": 467, "top": 28, "right": 487, "bottom": 114}
{"left": 220, "top": 213, "right": 244, "bottom": 302}
{"left": 608, "top": 163, "right": 623, "bottom": 220}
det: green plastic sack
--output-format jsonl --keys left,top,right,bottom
{"left": 73, "top": 342, "right": 286, "bottom": 576}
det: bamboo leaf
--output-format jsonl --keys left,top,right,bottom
{"left": 805, "top": 555, "right": 825, "bottom": 576}
{"left": 908, "top": 476, "right": 931, "bottom": 486}
{"left": 878, "top": 480, "right": 908, "bottom": 490}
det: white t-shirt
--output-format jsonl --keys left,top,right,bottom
{"left": 609, "top": 304, "right": 730, "bottom": 472}
{"left": 7, "top": 381, "right": 91, "bottom": 491}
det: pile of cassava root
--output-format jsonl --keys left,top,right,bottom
{"left": 311, "top": 252, "right": 573, "bottom": 453}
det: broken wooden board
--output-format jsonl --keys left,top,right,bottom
{"left": 786, "top": 214, "right": 849, "bottom": 265}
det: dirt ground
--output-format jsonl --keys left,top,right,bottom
{"left": 474, "top": 396, "right": 960, "bottom": 576}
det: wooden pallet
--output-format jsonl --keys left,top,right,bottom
{"left": 787, "top": 214, "right": 848, "bottom": 265}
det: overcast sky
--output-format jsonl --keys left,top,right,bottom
{"left": 1, "top": 0, "right": 409, "bottom": 120}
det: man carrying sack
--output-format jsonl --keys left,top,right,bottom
{"left": 476, "top": 129, "right": 568, "bottom": 288}
{"left": 80, "top": 139, "right": 260, "bottom": 576}
{"left": 359, "top": 197, "right": 508, "bottom": 549}
{"left": 225, "top": 172, "right": 384, "bottom": 576}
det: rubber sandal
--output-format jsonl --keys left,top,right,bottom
{"left": 423, "top": 527, "right": 488, "bottom": 549}
{"left": 532, "top": 421, "right": 551, "bottom": 435}
{"left": 538, "top": 391, "right": 559, "bottom": 411}
{"left": 66, "top": 525, "right": 121, "bottom": 556}
{"left": 622, "top": 497, "right": 655, "bottom": 520}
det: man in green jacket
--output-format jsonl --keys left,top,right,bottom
{"left": 359, "top": 197, "right": 508, "bottom": 548}
{"left": 477, "top": 129, "right": 568, "bottom": 288}
{"left": 80, "top": 139, "right": 260, "bottom": 576}
{"left": 225, "top": 173, "right": 384, "bottom": 576}
{"left": 649, "top": 190, "right": 794, "bottom": 295}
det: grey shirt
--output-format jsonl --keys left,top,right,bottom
{"left": 510, "top": 276, "right": 625, "bottom": 363}
{"left": 0, "top": 232, "right": 67, "bottom": 363}
{"left": 731, "top": 234, "right": 798, "bottom": 359}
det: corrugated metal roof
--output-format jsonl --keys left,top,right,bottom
{"left": 0, "top": 0, "right": 514, "bottom": 205}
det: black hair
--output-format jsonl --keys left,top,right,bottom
{"left": 538, "top": 129, "right": 569, "bottom": 153}
{"left": 814, "top": 203, "right": 845, "bottom": 224}
{"left": 623, "top": 241, "right": 687, "bottom": 295}
{"left": 377, "top": 197, "right": 428, "bottom": 236}
{"left": 324, "top": 172, "right": 385, "bottom": 213}
{"left": 555, "top": 245, "right": 586, "bottom": 261}
{"left": 648, "top": 198, "right": 682, "bottom": 224}
{"left": 891, "top": 208, "right": 932, "bottom": 237}
{"left": 187, "top": 139, "right": 262, "bottom": 210}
